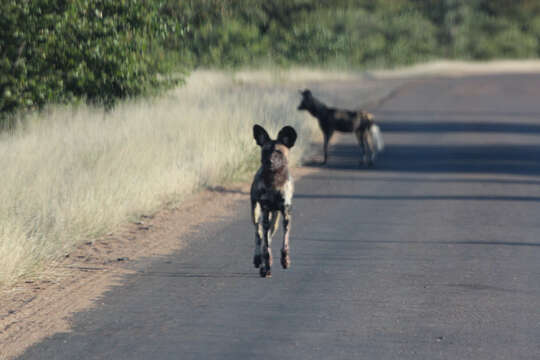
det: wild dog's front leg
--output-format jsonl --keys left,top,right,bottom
{"left": 251, "top": 201, "right": 262, "bottom": 268}
{"left": 280, "top": 205, "right": 291, "bottom": 269}
{"left": 355, "top": 129, "right": 367, "bottom": 166}
{"left": 363, "top": 130, "right": 375, "bottom": 166}
{"left": 253, "top": 223, "right": 263, "bottom": 268}
{"left": 323, "top": 131, "right": 333, "bottom": 165}
{"left": 260, "top": 210, "right": 273, "bottom": 277}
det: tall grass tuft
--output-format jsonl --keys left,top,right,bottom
{"left": 0, "top": 71, "right": 320, "bottom": 287}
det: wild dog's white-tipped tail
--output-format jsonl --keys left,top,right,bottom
{"left": 370, "top": 124, "right": 384, "bottom": 152}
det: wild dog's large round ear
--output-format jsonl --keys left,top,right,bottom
{"left": 253, "top": 124, "right": 270, "bottom": 147}
{"left": 277, "top": 126, "right": 297, "bottom": 148}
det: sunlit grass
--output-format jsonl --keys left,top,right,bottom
{"left": 0, "top": 71, "right": 324, "bottom": 287}
{"left": 371, "top": 59, "right": 540, "bottom": 78}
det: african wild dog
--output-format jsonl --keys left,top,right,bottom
{"left": 251, "top": 124, "right": 297, "bottom": 278}
{"left": 298, "top": 89, "right": 384, "bottom": 166}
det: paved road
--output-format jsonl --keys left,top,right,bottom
{"left": 18, "top": 75, "right": 540, "bottom": 359}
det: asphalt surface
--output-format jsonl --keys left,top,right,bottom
{"left": 18, "top": 75, "right": 540, "bottom": 359}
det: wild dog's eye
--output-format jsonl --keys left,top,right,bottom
{"left": 275, "top": 149, "right": 282, "bottom": 155}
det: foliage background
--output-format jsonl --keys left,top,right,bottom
{"left": 0, "top": 0, "right": 181, "bottom": 119}
{"left": 3, "top": 0, "right": 540, "bottom": 119}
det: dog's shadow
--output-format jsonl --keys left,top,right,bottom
{"left": 307, "top": 142, "right": 540, "bottom": 176}
{"left": 138, "top": 270, "right": 259, "bottom": 279}
{"left": 304, "top": 143, "right": 374, "bottom": 170}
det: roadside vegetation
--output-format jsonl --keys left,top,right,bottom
{"left": 0, "top": 71, "right": 326, "bottom": 286}
{"left": 2, "top": 0, "right": 540, "bottom": 286}
{"left": 3, "top": 1, "right": 540, "bottom": 120}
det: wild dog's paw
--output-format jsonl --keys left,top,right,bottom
{"left": 253, "top": 254, "right": 262, "bottom": 268}
{"left": 259, "top": 266, "right": 272, "bottom": 278}
{"left": 280, "top": 250, "right": 290, "bottom": 269}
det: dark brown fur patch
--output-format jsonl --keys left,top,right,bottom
{"left": 262, "top": 167, "right": 289, "bottom": 189}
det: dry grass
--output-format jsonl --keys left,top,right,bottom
{"left": 371, "top": 59, "right": 540, "bottom": 79}
{"left": 0, "top": 71, "right": 326, "bottom": 287}
{"left": 226, "top": 60, "right": 540, "bottom": 84}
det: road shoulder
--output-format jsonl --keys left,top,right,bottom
{"left": 0, "top": 166, "right": 319, "bottom": 360}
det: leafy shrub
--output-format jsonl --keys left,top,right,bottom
{"left": 1, "top": 0, "right": 182, "bottom": 121}
{"left": 450, "top": 6, "right": 538, "bottom": 60}
{"left": 4, "top": 0, "right": 540, "bottom": 120}
{"left": 191, "top": 19, "right": 270, "bottom": 67}
{"left": 273, "top": 8, "right": 438, "bottom": 68}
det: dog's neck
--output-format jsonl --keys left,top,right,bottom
{"left": 262, "top": 166, "right": 289, "bottom": 189}
{"left": 306, "top": 96, "right": 329, "bottom": 117}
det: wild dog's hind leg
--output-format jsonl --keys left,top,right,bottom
{"left": 363, "top": 130, "right": 375, "bottom": 166}
{"left": 251, "top": 201, "right": 262, "bottom": 268}
{"left": 322, "top": 130, "right": 333, "bottom": 165}
{"left": 355, "top": 129, "right": 367, "bottom": 166}
{"left": 280, "top": 205, "right": 291, "bottom": 269}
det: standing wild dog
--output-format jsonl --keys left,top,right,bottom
{"left": 297, "top": 89, "right": 384, "bottom": 166}
{"left": 251, "top": 124, "right": 297, "bottom": 278}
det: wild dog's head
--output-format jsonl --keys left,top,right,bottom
{"left": 253, "top": 124, "right": 297, "bottom": 172}
{"left": 297, "top": 89, "right": 313, "bottom": 111}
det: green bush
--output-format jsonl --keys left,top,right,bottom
{"left": 1, "top": 0, "right": 182, "bottom": 121}
{"left": 4, "top": 0, "right": 540, "bottom": 120}
{"left": 170, "top": 1, "right": 540, "bottom": 68}
{"left": 191, "top": 19, "right": 270, "bottom": 67}
{"left": 450, "top": 6, "right": 538, "bottom": 60}
{"left": 270, "top": 8, "right": 438, "bottom": 68}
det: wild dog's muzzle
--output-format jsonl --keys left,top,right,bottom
{"left": 263, "top": 151, "right": 286, "bottom": 171}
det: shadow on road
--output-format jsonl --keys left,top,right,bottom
{"left": 301, "top": 175, "right": 540, "bottom": 186}
{"left": 378, "top": 109, "right": 540, "bottom": 119}
{"left": 380, "top": 121, "right": 540, "bottom": 134}
{"left": 301, "top": 105, "right": 540, "bottom": 176}
{"left": 306, "top": 143, "right": 540, "bottom": 176}
{"left": 138, "top": 271, "right": 259, "bottom": 279}
{"left": 294, "top": 193, "right": 540, "bottom": 202}
{"left": 296, "top": 237, "right": 540, "bottom": 248}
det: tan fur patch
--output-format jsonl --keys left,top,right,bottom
{"left": 275, "top": 143, "right": 290, "bottom": 157}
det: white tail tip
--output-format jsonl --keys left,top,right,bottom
{"left": 370, "top": 124, "right": 384, "bottom": 152}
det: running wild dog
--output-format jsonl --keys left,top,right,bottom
{"left": 297, "top": 89, "right": 384, "bottom": 166}
{"left": 251, "top": 124, "right": 297, "bottom": 278}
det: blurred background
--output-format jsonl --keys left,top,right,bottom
{"left": 3, "top": 0, "right": 540, "bottom": 118}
